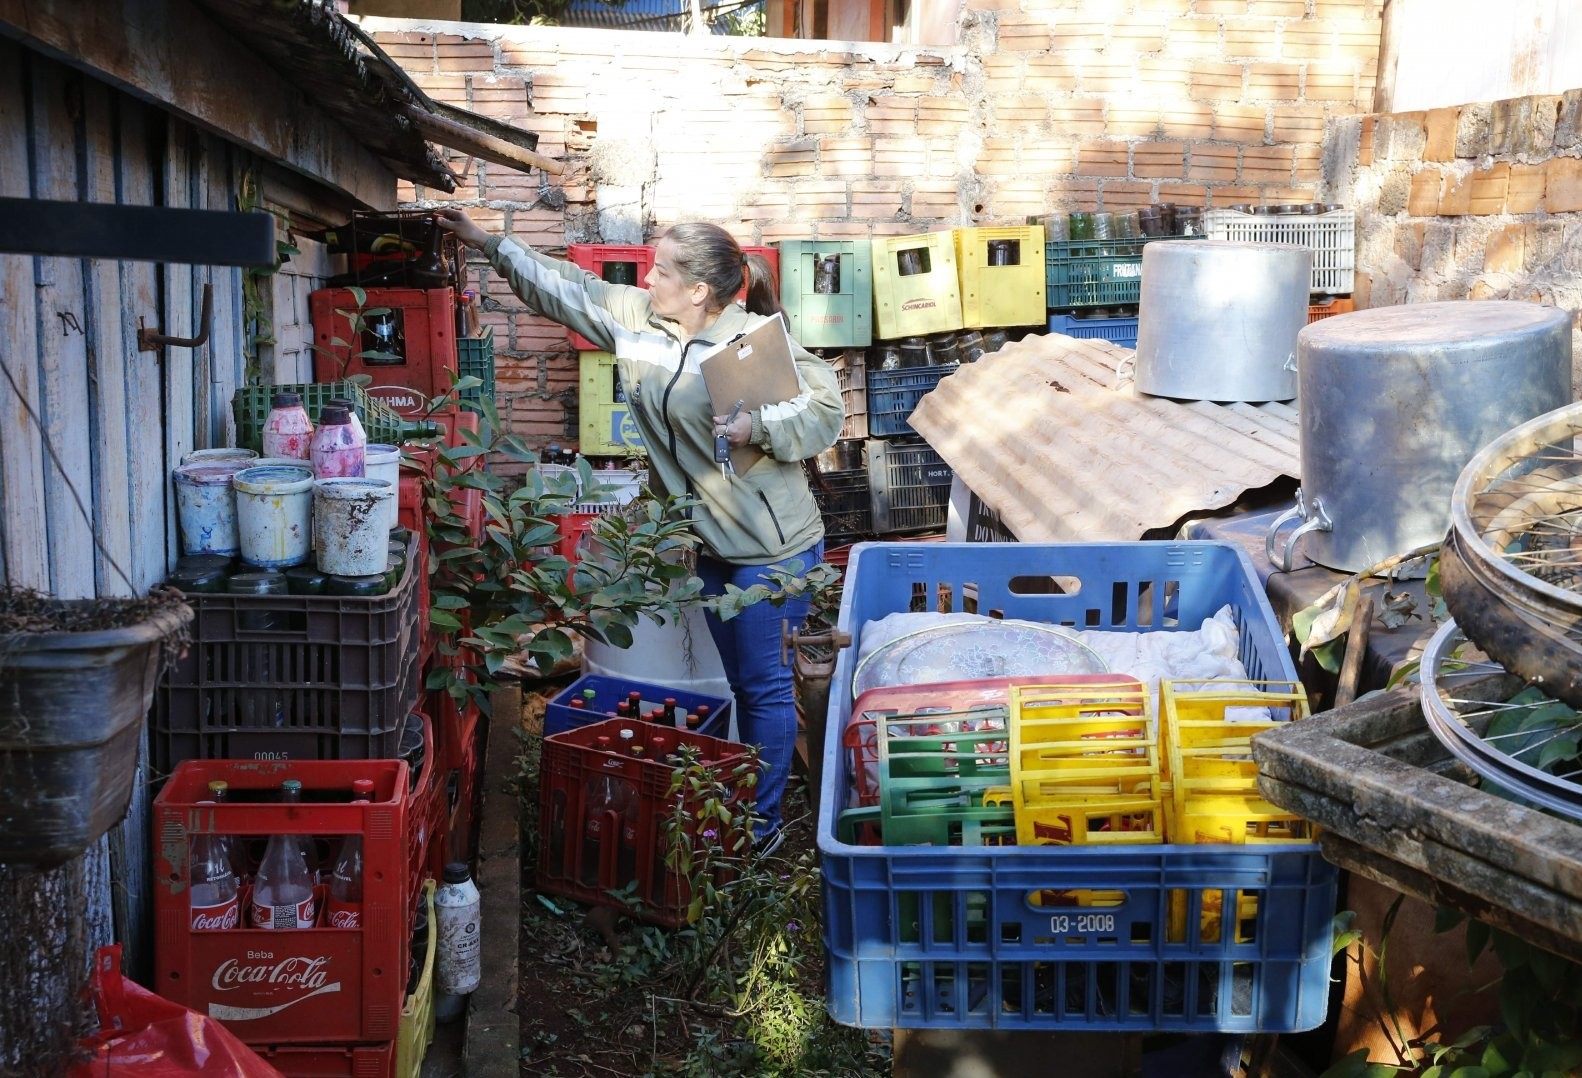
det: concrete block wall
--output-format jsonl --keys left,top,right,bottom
{"left": 373, "top": 3, "right": 1381, "bottom": 457}
{"left": 1333, "top": 89, "right": 1582, "bottom": 369}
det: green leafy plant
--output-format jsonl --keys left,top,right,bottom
{"left": 236, "top": 170, "right": 299, "bottom": 385}
{"left": 307, "top": 284, "right": 403, "bottom": 380}
{"left": 1326, "top": 900, "right": 1582, "bottom": 1077}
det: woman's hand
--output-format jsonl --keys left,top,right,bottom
{"left": 434, "top": 207, "right": 491, "bottom": 251}
{"left": 713, "top": 409, "right": 753, "bottom": 448}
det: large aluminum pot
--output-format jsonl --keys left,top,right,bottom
{"left": 1267, "top": 300, "right": 1572, "bottom": 574}
{"left": 1134, "top": 240, "right": 1312, "bottom": 402}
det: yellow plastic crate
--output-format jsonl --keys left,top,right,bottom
{"left": 395, "top": 879, "right": 437, "bottom": 1078}
{"left": 577, "top": 351, "right": 647, "bottom": 457}
{"left": 955, "top": 225, "right": 1048, "bottom": 330}
{"left": 1003, "top": 679, "right": 1163, "bottom": 845}
{"left": 1160, "top": 680, "right": 1311, "bottom": 845}
{"left": 871, "top": 230, "right": 964, "bottom": 338}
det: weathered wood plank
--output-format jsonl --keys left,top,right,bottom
{"left": 29, "top": 56, "right": 96, "bottom": 597}
{"left": 162, "top": 115, "right": 196, "bottom": 538}
{"left": 117, "top": 96, "right": 171, "bottom": 591}
{"left": 80, "top": 77, "right": 136, "bottom": 597}
{"left": 0, "top": 0, "right": 396, "bottom": 208}
{"left": 0, "top": 40, "right": 49, "bottom": 589}
{"left": 191, "top": 129, "right": 213, "bottom": 446}
{"left": 207, "top": 137, "right": 244, "bottom": 447}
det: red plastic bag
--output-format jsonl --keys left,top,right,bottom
{"left": 69, "top": 945, "right": 284, "bottom": 1077}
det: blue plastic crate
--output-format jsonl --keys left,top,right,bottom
{"left": 1048, "top": 314, "right": 1139, "bottom": 350}
{"left": 545, "top": 673, "right": 732, "bottom": 739}
{"left": 818, "top": 541, "right": 1335, "bottom": 1033}
{"left": 867, "top": 363, "right": 957, "bottom": 438}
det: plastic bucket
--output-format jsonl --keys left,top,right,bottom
{"left": 366, "top": 444, "right": 402, "bottom": 535}
{"left": 181, "top": 447, "right": 258, "bottom": 467}
{"left": 313, "top": 478, "right": 395, "bottom": 576}
{"left": 581, "top": 606, "right": 737, "bottom": 740}
{"left": 174, "top": 460, "right": 252, "bottom": 556}
{"left": 234, "top": 465, "right": 315, "bottom": 569}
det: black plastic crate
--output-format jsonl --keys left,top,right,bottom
{"left": 812, "top": 468, "right": 873, "bottom": 542}
{"left": 152, "top": 536, "right": 422, "bottom": 773}
{"left": 866, "top": 363, "right": 957, "bottom": 438}
{"left": 866, "top": 438, "right": 953, "bottom": 534}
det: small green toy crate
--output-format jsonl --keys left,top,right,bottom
{"left": 233, "top": 380, "right": 406, "bottom": 452}
{"left": 455, "top": 327, "right": 496, "bottom": 413}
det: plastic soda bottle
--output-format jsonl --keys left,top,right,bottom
{"left": 310, "top": 405, "right": 365, "bottom": 478}
{"left": 324, "top": 789, "right": 369, "bottom": 928}
{"left": 435, "top": 862, "right": 482, "bottom": 1023}
{"left": 189, "top": 801, "right": 240, "bottom": 931}
{"left": 261, "top": 391, "right": 313, "bottom": 460}
{"left": 250, "top": 779, "right": 318, "bottom": 929}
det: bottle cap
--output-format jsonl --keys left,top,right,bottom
{"left": 281, "top": 779, "right": 303, "bottom": 798}
{"left": 352, "top": 778, "right": 375, "bottom": 799}
{"left": 208, "top": 779, "right": 229, "bottom": 794}
{"left": 319, "top": 405, "right": 350, "bottom": 426}
{"left": 271, "top": 392, "right": 302, "bottom": 408}
{"left": 442, "top": 861, "right": 470, "bottom": 884}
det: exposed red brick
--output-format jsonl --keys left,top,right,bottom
{"left": 1190, "top": 61, "right": 1245, "bottom": 100}
{"left": 1161, "top": 101, "right": 1215, "bottom": 139}
{"left": 1189, "top": 143, "right": 1240, "bottom": 181}
{"left": 1108, "top": 101, "right": 1162, "bottom": 137}
{"left": 1099, "top": 181, "right": 1154, "bottom": 208}
{"left": 1247, "top": 63, "right": 1301, "bottom": 100}
{"left": 1048, "top": 100, "right": 1104, "bottom": 135}
{"left": 1506, "top": 162, "right": 1545, "bottom": 214}
{"left": 1214, "top": 103, "right": 1268, "bottom": 142}
{"left": 1133, "top": 140, "right": 1187, "bottom": 178}
{"left": 1076, "top": 141, "right": 1130, "bottom": 177}
{"left": 1163, "top": 17, "right": 1222, "bottom": 58}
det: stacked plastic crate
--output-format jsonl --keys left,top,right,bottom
{"left": 820, "top": 541, "right": 1340, "bottom": 1033}
{"left": 1202, "top": 205, "right": 1357, "bottom": 325}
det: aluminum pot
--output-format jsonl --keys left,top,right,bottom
{"left": 1134, "top": 240, "right": 1312, "bottom": 402}
{"left": 1267, "top": 300, "right": 1572, "bottom": 574}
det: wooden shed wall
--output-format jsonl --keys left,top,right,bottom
{"left": 0, "top": 42, "right": 255, "bottom": 1070}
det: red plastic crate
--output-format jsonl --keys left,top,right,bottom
{"left": 425, "top": 680, "right": 482, "bottom": 874}
{"left": 310, "top": 287, "right": 458, "bottom": 417}
{"left": 405, "top": 709, "right": 440, "bottom": 915}
{"left": 153, "top": 760, "right": 411, "bottom": 1047}
{"left": 1307, "top": 296, "right": 1355, "bottom": 323}
{"left": 537, "top": 718, "right": 756, "bottom": 927}
{"left": 549, "top": 511, "right": 602, "bottom": 563}
{"left": 567, "top": 244, "right": 655, "bottom": 350}
{"left": 251, "top": 1041, "right": 394, "bottom": 1077}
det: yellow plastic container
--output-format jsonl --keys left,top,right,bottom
{"left": 871, "top": 230, "right": 964, "bottom": 338}
{"left": 577, "top": 351, "right": 647, "bottom": 457}
{"left": 955, "top": 225, "right": 1048, "bottom": 329}
{"left": 1159, "top": 680, "right": 1310, "bottom": 845}
{"left": 1005, "top": 679, "right": 1163, "bottom": 845}
{"left": 395, "top": 879, "right": 438, "bottom": 1078}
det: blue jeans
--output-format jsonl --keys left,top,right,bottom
{"left": 696, "top": 540, "right": 822, "bottom": 838}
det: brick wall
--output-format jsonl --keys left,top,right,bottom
{"left": 1332, "top": 90, "right": 1582, "bottom": 372}
{"left": 372, "top": 3, "right": 1382, "bottom": 459}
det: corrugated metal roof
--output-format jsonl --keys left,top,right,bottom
{"left": 561, "top": 0, "right": 761, "bottom": 32}
{"left": 190, "top": 0, "right": 457, "bottom": 191}
{"left": 908, "top": 333, "right": 1300, "bottom": 543}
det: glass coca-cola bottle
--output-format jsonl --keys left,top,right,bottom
{"left": 206, "top": 779, "right": 248, "bottom": 888}
{"left": 250, "top": 779, "right": 317, "bottom": 930}
{"left": 324, "top": 786, "right": 369, "bottom": 929}
{"left": 581, "top": 742, "right": 634, "bottom": 888}
{"left": 189, "top": 801, "right": 240, "bottom": 931}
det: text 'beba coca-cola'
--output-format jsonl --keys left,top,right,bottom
{"left": 212, "top": 954, "right": 332, "bottom": 993}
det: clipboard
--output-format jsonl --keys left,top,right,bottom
{"left": 697, "top": 313, "right": 802, "bottom": 475}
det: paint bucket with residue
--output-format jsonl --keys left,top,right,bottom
{"left": 234, "top": 465, "right": 315, "bottom": 569}
{"left": 173, "top": 459, "right": 252, "bottom": 556}
{"left": 364, "top": 444, "right": 403, "bottom": 535}
{"left": 313, "top": 478, "right": 394, "bottom": 577}
{"left": 181, "top": 447, "right": 258, "bottom": 467}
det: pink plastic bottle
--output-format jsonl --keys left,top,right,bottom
{"left": 261, "top": 391, "right": 313, "bottom": 460}
{"left": 310, "top": 405, "right": 366, "bottom": 478}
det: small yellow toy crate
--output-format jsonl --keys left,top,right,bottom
{"left": 1160, "top": 680, "right": 1311, "bottom": 845}
{"left": 578, "top": 351, "right": 647, "bottom": 457}
{"left": 955, "top": 225, "right": 1047, "bottom": 329}
{"left": 871, "top": 230, "right": 964, "bottom": 339}
{"left": 998, "top": 678, "right": 1164, "bottom": 845}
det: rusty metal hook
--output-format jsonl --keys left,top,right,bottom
{"left": 138, "top": 283, "right": 212, "bottom": 352}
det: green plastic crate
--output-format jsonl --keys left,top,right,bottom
{"left": 232, "top": 380, "right": 407, "bottom": 452}
{"left": 456, "top": 327, "right": 496, "bottom": 414}
{"left": 1045, "top": 235, "right": 1204, "bottom": 310}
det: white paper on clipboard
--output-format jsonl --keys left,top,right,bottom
{"left": 697, "top": 313, "right": 802, "bottom": 474}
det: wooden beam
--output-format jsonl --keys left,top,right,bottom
{"left": 0, "top": 0, "right": 396, "bottom": 208}
{"left": 402, "top": 105, "right": 566, "bottom": 177}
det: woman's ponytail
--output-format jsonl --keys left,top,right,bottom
{"left": 743, "top": 252, "right": 783, "bottom": 319}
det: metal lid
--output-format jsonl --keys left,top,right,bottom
{"left": 443, "top": 861, "right": 470, "bottom": 884}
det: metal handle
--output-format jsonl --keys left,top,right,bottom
{"left": 1282, "top": 349, "right": 1298, "bottom": 373}
{"left": 1113, "top": 353, "right": 1136, "bottom": 388}
{"left": 1265, "top": 493, "right": 1332, "bottom": 573}
{"left": 138, "top": 283, "right": 213, "bottom": 352}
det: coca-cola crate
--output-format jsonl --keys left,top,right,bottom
{"left": 151, "top": 535, "right": 422, "bottom": 775}
{"left": 544, "top": 673, "right": 733, "bottom": 739}
{"left": 426, "top": 683, "right": 483, "bottom": 875}
{"left": 252, "top": 1041, "right": 395, "bottom": 1077}
{"left": 153, "top": 759, "right": 411, "bottom": 1047}
{"left": 537, "top": 718, "right": 756, "bottom": 927}
{"left": 403, "top": 709, "right": 441, "bottom": 916}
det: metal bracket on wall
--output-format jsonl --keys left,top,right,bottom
{"left": 138, "top": 283, "right": 212, "bottom": 352}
